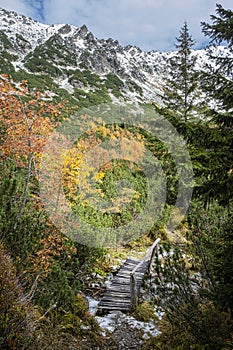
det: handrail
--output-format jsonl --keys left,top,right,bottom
{"left": 130, "top": 238, "right": 160, "bottom": 306}
{"left": 131, "top": 238, "right": 160, "bottom": 276}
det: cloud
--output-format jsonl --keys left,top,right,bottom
{"left": 0, "top": 0, "right": 32, "bottom": 15}
{"left": 0, "top": 0, "right": 232, "bottom": 51}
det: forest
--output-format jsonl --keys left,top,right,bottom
{"left": 0, "top": 4, "right": 232, "bottom": 349}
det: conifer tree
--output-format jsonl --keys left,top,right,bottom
{"left": 163, "top": 22, "right": 202, "bottom": 122}
{"left": 201, "top": 4, "right": 233, "bottom": 125}
{"left": 199, "top": 4, "right": 233, "bottom": 204}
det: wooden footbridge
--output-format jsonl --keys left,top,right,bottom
{"left": 97, "top": 238, "right": 160, "bottom": 314}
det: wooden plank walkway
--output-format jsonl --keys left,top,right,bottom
{"left": 97, "top": 238, "right": 160, "bottom": 315}
{"left": 97, "top": 258, "right": 149, "bottom": 314}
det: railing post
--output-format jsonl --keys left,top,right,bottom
{"left": 149, "top": 246, "right": 156, "bottom": 274}
{"left": 130, "top": 273, "right": 137, "bottom": 307}
{"left": 148, "top": 238, "right": 160, "bottom": 274}
{"left": 130, "top": 238, "right": 160, "bottom": 308}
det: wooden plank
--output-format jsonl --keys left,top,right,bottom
{"left": 109, "top": 284, "right": 131, "bottom": 288}
{"left": 97, "top": 238, "right": 160, "bottom": 314}
{"left": 104, "top": 288, "right": 131, "bottom": 293}
{"left": 107, "top": 284, "right": 131, "bottom": 288}
{"left": 120, "top": 267, "right": 148, "bottom": 274}
{"left": 99, "top": 303, "right": 131, "bottom": 308}
{"left": 111, "top": 278, "right": 130, "bottom": 283}
{"left": 99, "top": 300, "right": 130, "bottom": 303}
{"left": 117, "top": 271, "right": 145, "bottom": 276}
{"left": 108, "top": 283, "right": 131, "bottom": 288}
{"left": 98, "top": 306, "right": 130, "bottom": 311}
{"left": 119, "top": 267, "right": 146, "bottom": 272}
{"left": 104, "top": 290, "right": 131, "bottom": 294}
{"left": 98, "top": 305, "right": 130, "bottom": 309}
{"left": 125, "top": 258, "right": 140, "bottom": 263}
{"left": 102, "top": 296, "right": 131, "bottom": 300}
{"left": 112, "top": 278, "right": 143, "bottom": 283}
{"left": 99, "top": 305, "right": 130, "bottom": 309}
{"left": 100, "top": 299, "right": 131, "bottom": 304}
{"left": 98, "top": 305, "right": 128, "bottom": 312}
{"left": 101, "top": 292, "right": 131, "bottom": 297}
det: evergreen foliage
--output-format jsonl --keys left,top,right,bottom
{"left": 0, "top": 4, "right": 232, "bottom": 349}
{"left": 146, "top": 200, "right": 233, "bottom": 350}
{"left": 146, "top": 5, "right": 233, "bottom": 349}
{"left": 162, "top": 22, "right": 203, "bottom": 122}
{"left": 201, "top": 4, "right": 233, "bottom": 118}
{"left": 199, "top": 4, "right": 233, "bottom": 204}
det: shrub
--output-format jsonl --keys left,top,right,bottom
{"left": 132, "top": 301, "right": 158, "bottom": 322}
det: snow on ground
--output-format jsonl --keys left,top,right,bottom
{"left": 96, "top": 311, "right": 160, "bottom": 339}
{"left": 86, "top": 296, "right": 100, "bottom": 316}
{"left": 87, "top": 296, "right": 160, "bottom": 339}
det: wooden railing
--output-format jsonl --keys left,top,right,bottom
{"left": 130, "top": 238, "right": 160, "bottom": 306}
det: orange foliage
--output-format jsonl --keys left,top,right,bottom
{"left": 0, "top": 74, "right": 64, "bottom": 167}
{"left": 30, "top": 227, "right": 77, "bottom": 276}
{"left": 61, "top": 123, "right": 145, "bottom": 205}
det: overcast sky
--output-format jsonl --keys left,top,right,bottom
{"left": 0, "top": 0, "right": 232, "bottom": 51}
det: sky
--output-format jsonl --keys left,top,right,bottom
{"left": 0, "top": 0, "right": 232, "bottom": 51}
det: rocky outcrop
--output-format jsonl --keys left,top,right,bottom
{"left": 0, "top": 7, "right": 228, "bottom": 103}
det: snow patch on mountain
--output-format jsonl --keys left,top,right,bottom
{"left": 0, "top": 7, "right": 230, "bottom": 104}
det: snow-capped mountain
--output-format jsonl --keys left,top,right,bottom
{"left": 0, "top": 7, "right": 228, "bottom": 105}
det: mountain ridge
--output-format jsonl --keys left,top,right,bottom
{"left": 0, "top": 7, "right": 229, "bottom": 106}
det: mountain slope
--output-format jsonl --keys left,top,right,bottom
{"left": 0, "top": 7, "right": 229, "bottom": 107}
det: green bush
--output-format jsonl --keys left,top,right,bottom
{"left": 132, "top": 301, "right": 158, "bottom": 322}
{"left": 0, "top": 243, "right": 36, "bottom": 349}
{"left": 24, "top": 57, "right": 62, "bottom": 76}
{"left": 0, "top": 51, "right": 16, "bottom": 76}
{"left": 105, "top": 73, "right": 124, "bottom": 98}
{"left": 0, "top": 30, "right": 13, "bottom": 49}
{"left": 143, "top": 302, "right": 233, "bottom": 350}
{"left": 68, "top": 68, "right": 101, "bottom": 87}
{"left": 11, "top": 70, "right": 56, "bottom": 90}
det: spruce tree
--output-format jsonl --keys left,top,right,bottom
{"left": 199, "top": 4, "right": 233, "bottom": 204}
{"left": 201, "top": 4, "right": 233, "bottom": 125}
{"left": 162, "top": 22, "right": 202, "bottom": 122}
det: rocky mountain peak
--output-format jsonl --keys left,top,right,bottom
{"left": 106, "top": 38, "right": 120, "bottom": 47}
{"left": 77, "top": 24, "right": 89, "bottom": 38}
{"left": 58, "top": 24, "right": 72, "bottom": 35}
{"left": 0, "top": 7, "right": 230, "bottom": 106}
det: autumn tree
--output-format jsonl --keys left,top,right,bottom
{"left": 0, "top": 75, "right": 123, "bottom": 349}
{"left": 0, "top": 74, "right": 64, "bottom": 230}
{"left": 0, "top": 75, "right": 80, "bottom": 301}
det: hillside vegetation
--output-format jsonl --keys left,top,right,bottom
{"left": 0, "top": 4, "right": 232, "bottom": 349}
